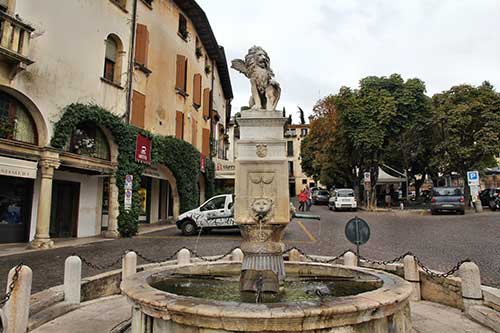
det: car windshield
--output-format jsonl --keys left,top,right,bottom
{"left": 337, "top": 190, "right": 354, "bottom": 197}
{"left": 318, "top": 191, "right": 329, "bottom": 196}
{"left": 433, "top": 188, "right": 462, "bottom": 196}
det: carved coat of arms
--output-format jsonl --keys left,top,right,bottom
{"left": 256, "top": 144, "right": 267, "bottom": 158}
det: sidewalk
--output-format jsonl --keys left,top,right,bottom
{"left": 30, "top": 296, "right": 494, "bottom": 333}
{"left": 0, "top": 222, "right": 176, "bottom": 258}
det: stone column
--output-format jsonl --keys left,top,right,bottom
{"left": 103, "top": 175, "right": 120, "bottom": 238}
{"left": 64, "top": 256, "right": 82, "bottom": 304}
{"left": 459, "top": 261, "right": 483, "bottom": 311}
{"left": 403, "top": 255, "right": 421, "bottom": 301}
{"left": 30, "top": 151, "right": 60, "bottom": 249}
{"left": 122, "top": 251, "right": 137, "bottom": 280}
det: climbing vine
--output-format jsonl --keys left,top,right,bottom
{"left": 51, "top": 103, "right": 213, "bottom": 237}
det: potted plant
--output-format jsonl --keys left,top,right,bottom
{"left": 195, "top": 46, "right": 203, "bottom": 59}
{"left": 204, "top": 64, "right": 211, "bottom": 75}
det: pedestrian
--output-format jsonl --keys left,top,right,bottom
{"left": 385, "top": 186, "right": 392, "bottom": 209}
{"left": 298, "top": 189, "right": 308, "bottom": 212}
{"left": 305, "top": 186, "right": 312, "bottom": 211}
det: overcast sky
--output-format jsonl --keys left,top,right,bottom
{"left": 197, "top": 0, "right": 500, "bottom": 122}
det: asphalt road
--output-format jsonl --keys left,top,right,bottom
{"left": 1, "top": 205, "right": 499, "bottom": 293}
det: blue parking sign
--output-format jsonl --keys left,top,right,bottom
{"left": 467, "top": 171, "right": 479, "bottom": 185}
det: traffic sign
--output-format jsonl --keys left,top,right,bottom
{"left": 345, "top": 217, "right": 370, "bottom": 246}
{"left": 467, "top": 171, "right": 479, "bottom": 186}
{"left": 364, "top": 172, "right": 371, "bottom": 183}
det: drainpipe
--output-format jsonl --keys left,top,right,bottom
{"left": 209, "top": 58, "right": 215, "bottom": 160}
{"left": 125, "top": 0, "right": 138, "bottom": 124}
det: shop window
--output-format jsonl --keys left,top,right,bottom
{"left": 0, "top": 92, "right": 37, "bottom": 144}
{"left": 103, "top": 34, "right": 123, "bottom": 85}
{"left": 178, "top": 14, "right": 188, "bottom": 40}
{"left": 67, "top": 122, "right": 110, "bottom": 160}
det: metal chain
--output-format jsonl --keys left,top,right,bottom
{"left": 190, "top": 246, "right": 241, "bottom": 262}
{"left": 77, "top": 253, "right": 124, "bottom": 271}
{"left": 414, "top": 256, "right": 471, "bottom": 279}
{"left": 0, "top": 263, "right": 23, "bottom": 309}
{"left": 283, "top": 247, "right": 352, "bottom": 264}
{"left": 358, "top": 251, "right": 413, "bottom": 266}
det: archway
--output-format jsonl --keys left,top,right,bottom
{"left": 145, "top": 165, "right": 180, "bottom": 222}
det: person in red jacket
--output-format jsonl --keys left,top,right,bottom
{"left": 298, "top": 189, "right": 308, "bottom": 212}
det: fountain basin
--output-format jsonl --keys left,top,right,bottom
{"left": 121, "top": 261, "right": 413, "bottom": 332}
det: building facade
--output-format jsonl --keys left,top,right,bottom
{"left": 0, "top": 0, "right": 232, "bottom": 246}
{"left": 285, "top": 124, "right": 315, "bottom": 197}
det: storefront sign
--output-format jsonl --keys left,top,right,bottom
{"left": 124, "top": 174, "right": 133, "bottom": 211}
{"left": 200, "top": 153, "right": 206, "bottom": 173}
{"left": 0, "top": 156, "right": 37, "bottom": 179}
{"left": 135, "top": 134, "right": 151, "bottom": 165}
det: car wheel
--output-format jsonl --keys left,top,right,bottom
{"left": 490, "top": 201, "right": 497, "bottom": 211}
{"left": 181, "top": 219, "right": 198, "bottom": 236}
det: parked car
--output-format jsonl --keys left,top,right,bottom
{"left": 479, "top": 188, "right": 500, "bottom": 210}
{"left": 430, "top": 187, "right": 465, "bottom": 215}
{"left": 176, "top": 194, "right": 235, "bottom": 235}
{"left": 312, "top": 190, "right": 330, "bottom": 205}
{"left": 328, "top": 188, "right": 357, "bottom": 211}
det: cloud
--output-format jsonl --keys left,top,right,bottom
{"left": 198, "top": 0, "right": 500, "bottom": 122}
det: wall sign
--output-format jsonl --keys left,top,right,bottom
{"left": 135, "top": 134, "right": 151, "bottom": 164}
{"left": 124, "top": 174, "right": 133, "bottom": 211}
{"left": 0, "top": 156, "right": 37, "bottom": 179}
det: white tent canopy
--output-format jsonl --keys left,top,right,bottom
{"left": 377, "top": 167, "right": 405, "bottom": 184}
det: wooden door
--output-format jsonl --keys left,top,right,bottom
{"left": 50, "top": 180, "right": 80, "bottom": 238}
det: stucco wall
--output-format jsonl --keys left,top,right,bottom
{"left": 11, "top": 0, "right": 131, "bottom": 143}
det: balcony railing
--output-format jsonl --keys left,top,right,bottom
{"left": 0, "top": 10, "right": 34, "bottom": 75}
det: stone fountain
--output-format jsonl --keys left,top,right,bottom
{"left": 121, "top": 46, "right": 413, "bottom": 332}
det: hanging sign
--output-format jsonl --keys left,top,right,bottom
{"left": 135, "top": 134, "right": 151, "bottom": 164}
{"left": 200, "top": 153, "right": 206, "bottom": 173}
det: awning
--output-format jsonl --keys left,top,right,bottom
{"left": 485, "top": 166, "right": 500, "bottom": 175}
{"left": 377, "top": 167, "right": 405, "bottom": 184}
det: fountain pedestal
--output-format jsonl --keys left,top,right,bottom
{"left": 235, "top": 110, "right": 290, "bottom": 290}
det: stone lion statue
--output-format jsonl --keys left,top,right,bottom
{"left": 250, "top": 197, "right": 274, "bottom": 223}
{"left": 231, "top": 46, "right": 281, "bottom": 111}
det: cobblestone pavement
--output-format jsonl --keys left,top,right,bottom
{"left": 1, "top": 205, "right": 499, "bottom": 293}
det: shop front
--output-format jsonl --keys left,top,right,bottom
{"left": 0, "top": 155, "right": 37, "bottom": 243}
{"left": 141, "top": 165, "right": 179, "bottom": 223}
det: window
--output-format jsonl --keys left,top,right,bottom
{"left": 193, "top": 74, "right": 202, "bottom": 108}
{"left": 0, "top": 92, "right": 37, "bottom": 144}
{"left": 103, "top": 35, "right": 123, "bottom": 85}
{"left": 175, "top": 55, "right": 188, "bottom": 94}
{"left": 202, "top": 88, "right": 210, "bottom": 119}
{"left": 202, "top": 128, "right": 210, "bottom": 156}
{"left": 287, "top": 140, "right": 294, "bottom": 157}
{"left": 288, "top": 161, "right": 294, "bottom": 177}
{"left": 175, "top": 111, "right": 184, "bottom": 139}
{"left": 178, "top": 14, "right": 188, "bottom": 40}
{"left": 195, "top": 37, "right": 202, "bottom": 58}
{"left": 135, "top": 24, "right": 149, "bottom": 67}
{"left": 67, "top": 122, "right": 110, "bottom": 160}
{"left": 302, "top": 179, "right": 307, "bottom": 184}
{"left": 200, "top": 196, "right": 226, "bottom": 211}
{"left": 110, "top": 0, "right": 127, "bottom": 11}
{"left": 301, "top": 128, "right": 308, "bottom": 136}
{"left": 131, "top": 90, "right": 145, "bottom": 128}
{"left": 191, "top": 119, "right": 197, "bottom": 147}
{"left": 0, "top": 0, "right": 7, "bottom": 11}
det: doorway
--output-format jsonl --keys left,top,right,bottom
{"left": 0, "top": 175, "right": 33, "bottom": 243}
{"left": 50, "top": 180, "right": 80, "bottom": 238}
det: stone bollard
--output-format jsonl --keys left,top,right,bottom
{"left": 231, "top": 248, "right": 244, "bottom": 262}
{"left": 4, "top": 265, "right": 32, "bottom": 333}
{"left": 64, "top": 256, "right": 82, "bottom": 304}
{"left": 343, "top": 251, "right": 357, "bottom": 267}
{"left": 459, "top": 261, "right": 483, "bottom": 311}
{"left": 177, "top": 248, "right": 191, "bottom": 265}
{"left": 289, "top": 249, "right": 303, "bottom": 262}
{"left": 122, "top": 251, "right": 137, "bottom": 281}
{"left": 403, "top": 255, "right": 421, "bottom": 301}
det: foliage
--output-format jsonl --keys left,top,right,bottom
{"left": 298, "top": 106, "right": 306, "bottom": 125}
{"left": 430, "top": 82, "right": 500, "bottom": 200}
{"left": 51, "top": 103, "right": 210, "bottom": 236}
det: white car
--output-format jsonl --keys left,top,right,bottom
{"left": 328, "top": 189, "right": 357, "bottom": 211}
{"left": 176, "top": 194, "right": 236, "bottom": 235}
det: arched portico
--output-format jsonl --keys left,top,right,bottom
{"left": 144, "top": 164, "right": 180, "bottom": 222}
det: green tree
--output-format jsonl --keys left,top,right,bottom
{"left": 431, "top": 82, "right": 500, "bottom": 204}
{"left": 298, "top": 106, "right": 306, "bottom": 125}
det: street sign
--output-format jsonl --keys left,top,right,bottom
{"left": 364, "top": 172, "right": 371, "bottom": 183}
{"left": 124, "top": 175, "right": 133, "bottom": 211}
{"left": 345, "top": 217, "right": 370, "bottom": 263}
{"left": 467, "top": 171, "right": 479, "bottom": 186}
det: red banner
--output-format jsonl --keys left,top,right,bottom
{"left": 200, "top": 153, "right": 206, "bottom": 173}
{"left": 135, "top": 134, "right": 151, "bottom": 164}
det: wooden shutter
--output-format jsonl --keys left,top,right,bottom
{"left": 202, "top": 88, "right": 210, "bottom": 118}
{"left": 193, "top": 74, "right": 202, "bottom": 106}
{"left": 175, "top": 55, "right": 187, "bottom": 91}
{"left": 175, "top": 111, "right": 184, "bottom": 139}
{"left": 135, "top": 24, "right": 149, "bottom": 66}
{"left": 131, "top": 90, "right": 146, "bottom": 128}
{"left": 191, "top": 119, "right": 197, "bottom": 148}
{"left": 202, "top": 128, "right": 210, "bottom": 156}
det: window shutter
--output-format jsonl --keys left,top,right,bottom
{"left": 202, "top": 88, "right": 210, "bottom": 118}
{"left": 191, "top": 119, "right": 197, "bottom": 148}
{"left": 202, "top": 128, "right": 210, "bottom": 156}
{"left": 175, "top": 111, "right": 184, "bottom": 139}
{"left": 175, "top": 55, "right": 187, "bottom": 91}
{"left": 135, "top": 24, "right": 149, "bottom": 66}
{"left": 193, "top": 74, "right": 202, "bottom": 106}
{"left": 131, "top": 90, "right": 146, "bottom": 128}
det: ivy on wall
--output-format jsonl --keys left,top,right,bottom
{"left": 51, "top": 103, "right": 214, "bottom": 236}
